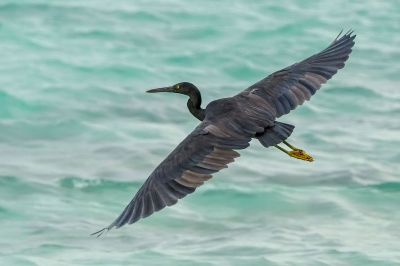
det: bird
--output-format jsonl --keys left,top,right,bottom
{"left": 92, "top": 30, "right": 356, "bottom": 236}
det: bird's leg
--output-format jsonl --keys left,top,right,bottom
{"left": 282, "top": 140, "right": 299, "bottom": 150}
{"left": 275, "top": 141, "right": 314, "bottom": 162}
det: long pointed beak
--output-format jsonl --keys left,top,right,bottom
{"left": 146, "top": 86, "right": 174, "bottom": 93}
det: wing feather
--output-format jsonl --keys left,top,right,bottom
{"left": 97, "top": 122, "right": 250, "bottom": 232}
{"left": 237, "top": 31, "right": 356, "bottom": 118}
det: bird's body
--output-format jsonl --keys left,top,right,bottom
{"left": 93, "top": 31, "right": 356, "bottom": 236}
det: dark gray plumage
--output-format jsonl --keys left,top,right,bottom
{"left": 92, "top": 31, "right": 355, "bottom": 236}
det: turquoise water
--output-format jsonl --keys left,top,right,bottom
{"left": 1, "top": 0, "right": 400, "bottom": 265}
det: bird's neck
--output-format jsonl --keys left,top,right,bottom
{"left": 187, "top": 88, "right": 205, "bottom": 121}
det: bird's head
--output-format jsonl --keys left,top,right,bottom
{"left": 146, "top": 82, "right": 198, "bottom": 96}
{"left": 147, "top": 81, "right": 205, "bottom": 120}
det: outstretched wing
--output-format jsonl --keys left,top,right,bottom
{"left": 236, "top": 30, "right": 356, "bottom": 118}
{"left": 93, "top": 122, "right": 251, "bottom": 235}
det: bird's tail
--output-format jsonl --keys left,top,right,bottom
{"left": 257, "top": 122, "right": 295, "bottom": 147}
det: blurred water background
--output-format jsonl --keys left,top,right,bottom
{"left": 0, "top": 0, "right": 399, "bottom": 265}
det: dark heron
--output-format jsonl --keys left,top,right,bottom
{"left": 93, "top": 31, "right": 355, "bottom": 236}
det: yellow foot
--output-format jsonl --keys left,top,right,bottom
{"left": 288, "top": 149, "right": 314, "bottom": 162}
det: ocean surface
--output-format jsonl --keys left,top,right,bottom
{"left": 1, "top": 1, "right": 399, "bottom": 265}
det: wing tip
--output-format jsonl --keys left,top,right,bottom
{"left": 319, "top": 29, "right": 356, "bottom": 58}
{"left": 335, "top": 29, "right": 356, "bottom": 42}
{"left": 90, "top": 225, "right": 113, "bottom": 238}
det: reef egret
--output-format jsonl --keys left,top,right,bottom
{"left": 93, "top": 31, "right": 355, "bottom": 236}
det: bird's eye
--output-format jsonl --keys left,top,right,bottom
{"left": 176, "top": 85, "right": 180, "bottom": 90}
